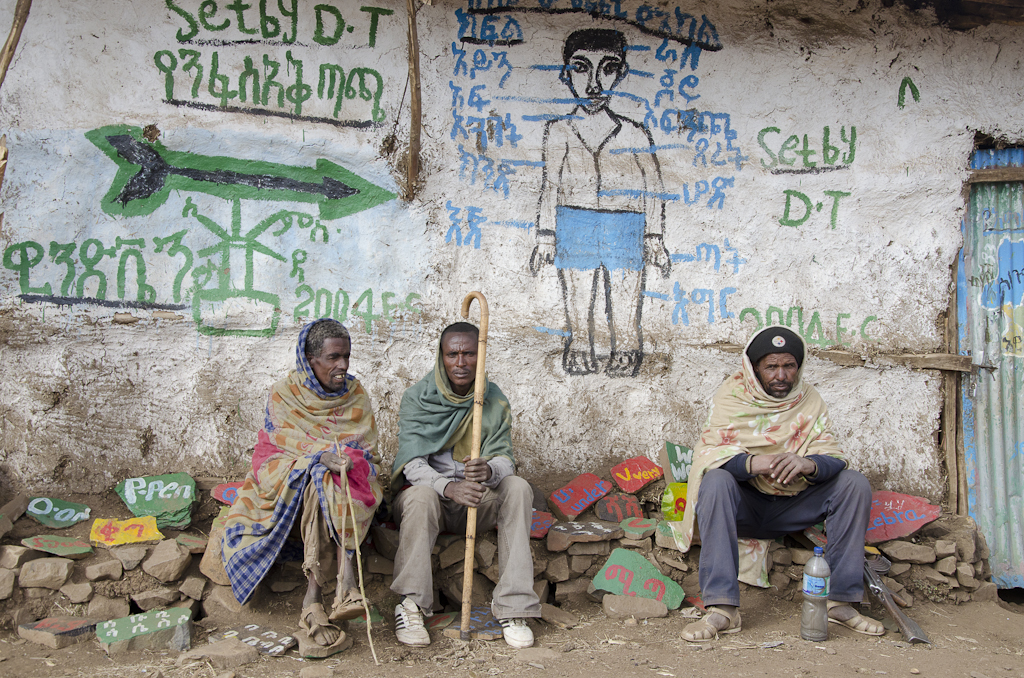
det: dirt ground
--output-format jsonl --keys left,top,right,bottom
{"left": 1, "top": 581, "right": 1024, "bottom": 678}
{"left": 2, "top": 491, "right": 1024, "bottom": 677}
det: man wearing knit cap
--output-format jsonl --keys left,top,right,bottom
{"left": 675, "top": 325, "right": 881, "bottom": 641}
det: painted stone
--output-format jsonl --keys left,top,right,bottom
{"left": 18, "top": 616, "right": 98, "bottom": 649}
{"left": 212, "top": 482, "right": 244, "bottom": 506}
{"left": 593, "top": 548, "right": 684, "bottom": 610}
{"left": 210, "top": 623, "right": 297, "bottom": 656}
{"left": 90, "top": 516, "right": 163, "bottom": 546}
{"left": 530, "top": 510, "right": 554, "bottom": 539}
{"left": 96, "top": 607, "right": 192, "bottom": 655}
{"left": 211, "top": 505, "right": 231, "bottom": 532}
{"left": 865, "top": 491, "right": 941, "bottom": 544}
{"left": 348, "top": 605, "right": 384, "bottom": 625}
{"left": 547, "top": 521, "right": 624, "bottom": 552}
{"left": 610, "top": 456, "right": 663, "bottom": 494}
{"left": 426, "top": 610, "right": 457, "bottom": 631}
{"left": 442, "top": 605, "right": 503, "bottom": 640}
{"left": 176, "top": 533, "right": 208, "bottom": 554}
{"left": 655, "top": 520, "right": 678, "bottom": 549}
{"left": 114, "top": 473, "right": 197, "bottom": 529}
{"left": 595, "top": 493, "right": 643, "bottom": 523}
{"left": 620, "top": 517, "right": 658, "bottom": 540}
{"left": 547, "top": 473, "right": 612, "bottom": 521}
{"left": 660, "top": 442, "right": 693, "bottom": 484}
{"left": 26, "top": 497, "right": 91, "bottom": 529}
{"left": 21, "top": 535, "right": 93, "bottom": 559}
{"left": 660, "top": 483, "right": 688, "bottom": 522}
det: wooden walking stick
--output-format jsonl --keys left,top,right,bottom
{"left": 459, "top": 291, "right": 488, "bottom": 641}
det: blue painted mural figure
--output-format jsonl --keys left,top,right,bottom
{"left": 532, "top": 29, "right": 671, "bottom": 377}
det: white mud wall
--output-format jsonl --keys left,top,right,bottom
{"left": 1, "top": 0, "right": 1020, "bottom": 502}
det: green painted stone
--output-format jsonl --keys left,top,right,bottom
{"left": 115, "top": 473, "right": 197, "bottom": 529}
{"left": 96, "top": 607, "right": 192, "bottom": 655}
{"left": 660, "top": 442, "right": 693, "bottom": 484}
{"left": 594, "top": 548, "right": 684, "bottom": 610}
{"left": 425, "top": 610, "right": 457, "bottom": 631}
{"left": 26, "top": 497, "right": 91, "bottom": 529}
{"left": 209, "top": 623, "right": 296, "bottom": 656}
{"left": 348, "top": 605, "right": 384, "bottom": 625}
{"left": 620, "top": 517, "right": 658, "bottom": 539}
{"left": 21, "top": 535, "right": 93, "bottom": 559}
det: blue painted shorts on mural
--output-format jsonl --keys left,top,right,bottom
{"left": 531, "top": 28, "right": 671, "bottom": 378}
{"left": 553, "top": 206, "right": 645, "bottom": 271}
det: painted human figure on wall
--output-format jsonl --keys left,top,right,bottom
{"left": 532, "top": 29, "right": 671, "bottom": 377}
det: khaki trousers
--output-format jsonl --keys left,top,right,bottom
{"left": 390, "top": 475, "right": 541, "bottom": 619}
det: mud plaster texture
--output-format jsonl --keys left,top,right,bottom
{"left": 1, "top": 0, "right": 1020, "bottom": 501}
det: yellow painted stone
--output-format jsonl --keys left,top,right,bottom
{"left": 90, "top": 516, "right": 163, "bottom": 546}
{"left": 660, "top": 483, "right": 688, "bottom": 521}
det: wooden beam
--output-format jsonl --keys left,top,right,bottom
{"left": 707, "top": 343, "right": 972, "bottom": 372}
{"left": 0, "top": 0, "right": 31, "bottom": 91}
{"left": 942, "top": 268, "right": 961, "bottom": 515}
{"left": 967, "top": 167, "right": 1024, "bottom": 184}
{"left": 405, "top": 0, "right": 421, "bottom": 200}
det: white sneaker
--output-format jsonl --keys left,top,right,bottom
{"left": 394, "top": 597, "right": 430, "bottom": 647}
{"left": 499, "top": 617, "right": 534, "bottom": 649}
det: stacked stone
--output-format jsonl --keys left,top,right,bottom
{"left": 762, "top": 514, "right": 996, "bottom": 605}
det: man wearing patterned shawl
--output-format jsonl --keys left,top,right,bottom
{"left": 223, "top": 319, "right": 383, "bottom": 651}
{"left": 389, "top": 322, "right": 540, "bottom": 649}
{"left": 678, "top": 325, "right": 881, "bottom": 642}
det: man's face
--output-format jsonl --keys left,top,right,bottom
{"left": 442, "top": 332, "right": 478, "bottom": 396}
{"left": 754, "top": 353, "right": 799, "bottom": 398}
{"left": 564, "top": 48, "right": 626, "bottom": 114}
{"left": 309, "top": 336, "right": 350, "bottom": 391}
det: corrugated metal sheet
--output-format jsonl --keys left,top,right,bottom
{"left": 959, "top": 148, "right": 1024, "bottom": 589}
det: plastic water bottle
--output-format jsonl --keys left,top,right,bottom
{"left": 800, "top": 546, "right": 830, "bottom": 641}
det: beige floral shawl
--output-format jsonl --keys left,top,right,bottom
{"left": 672, "top": 327, "right": 845, "bottom": 568}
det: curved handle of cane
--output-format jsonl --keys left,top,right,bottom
{"left": 460, "top": 291, "right": 489, "bottom": 417}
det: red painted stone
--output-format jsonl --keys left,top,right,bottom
{"left": 865, "top": 491, "right": 940, "bottom": 544}
{"left": 610, "top": 456, "right": 663, "bottom": 494}
{"left": 547, "top": 473, "right": 612, "bottom": 521}
{"left": 594, "top": 493, "right": 643, "bottom": 523}
{"left": 530, "top": 510, "right": 554, "bottom": 539}
{"left": 212, "top": 482, "right": 243, "bottom": 506}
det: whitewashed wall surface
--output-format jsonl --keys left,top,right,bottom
{"left": 1, "top": 0, "right": 1021, "bottom": 501}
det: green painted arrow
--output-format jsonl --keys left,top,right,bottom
{"left": 85, "top": 125, "right": 395, "bottom": 220}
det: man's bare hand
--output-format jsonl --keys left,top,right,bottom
{"left": 750, "top": 453, "right": 816, "bottom": 485}
{"left": 444, "top": 480, "right": 485, "bottom": 507}
{"left": 320, "top": 452, "right": 352, "bottom": 475}
{"left": 463, "top": 457, "right": 492, "bottom": 483}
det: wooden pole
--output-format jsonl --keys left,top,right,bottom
{"left": 405, "top": 0, "right": 421, "bottom": 200}
{"left": 344, "top": 482, "right": 379, "bottom": 665}
{"left": 458, "top": 291, "right": 488, "bottom": 640}
{"left": 0, "top": 0, "right": 32, "bottom": 91}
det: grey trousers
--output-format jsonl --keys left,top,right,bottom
{"left": 390, "top": 475, "right": 541, "bottom": 619}
{"left": 697, "top": 468, "right": 872, "bottom": 607}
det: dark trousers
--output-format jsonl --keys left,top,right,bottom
{"left": 696, "top": 468, "right": 872, "bottom": 607}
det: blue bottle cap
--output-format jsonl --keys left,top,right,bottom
{"left": 813, "top": 546, "right": 824, "bottom": 556}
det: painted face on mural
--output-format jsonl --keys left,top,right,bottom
{"left": 755, "top": 352, "right": 799, "bottom": 398}
{"left": 564, "top": 49, "right": 627, "bottom": 114}
{"left": 442, "top": 332, "right": 478, "bottom": 396}
{"left": 309, "top": 336, "right": 351, "bottom": 391}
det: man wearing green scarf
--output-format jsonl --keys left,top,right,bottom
{"left": 390, "top": 322, "right": 540, "bottom": 649}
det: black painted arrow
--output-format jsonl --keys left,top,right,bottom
{"left": 106, "top": 134, "right": 358, "bottom": 205}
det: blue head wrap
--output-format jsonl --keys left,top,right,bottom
{"left": 295, "top": 319, "right": 352, "bottom": 399}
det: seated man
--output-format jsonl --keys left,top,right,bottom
{"left": 223, "top": 319, "right": 383, "bottom": 649}
{"left": 677, "top": 325, "right": 882, "bottom": 641}
{"left": 390, "top": 322, "right": 540, "bottom": 649}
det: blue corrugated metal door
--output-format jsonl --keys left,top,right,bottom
{"left": 959, "top": 148, "right": 1024, "bottom": 589}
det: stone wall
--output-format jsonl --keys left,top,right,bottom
{"left": 2, "top": 0, "right": 1023, "bottom": 500}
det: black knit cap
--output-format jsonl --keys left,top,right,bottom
{"left": 746, "top": 327, "right": 804, "bottom": 367}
